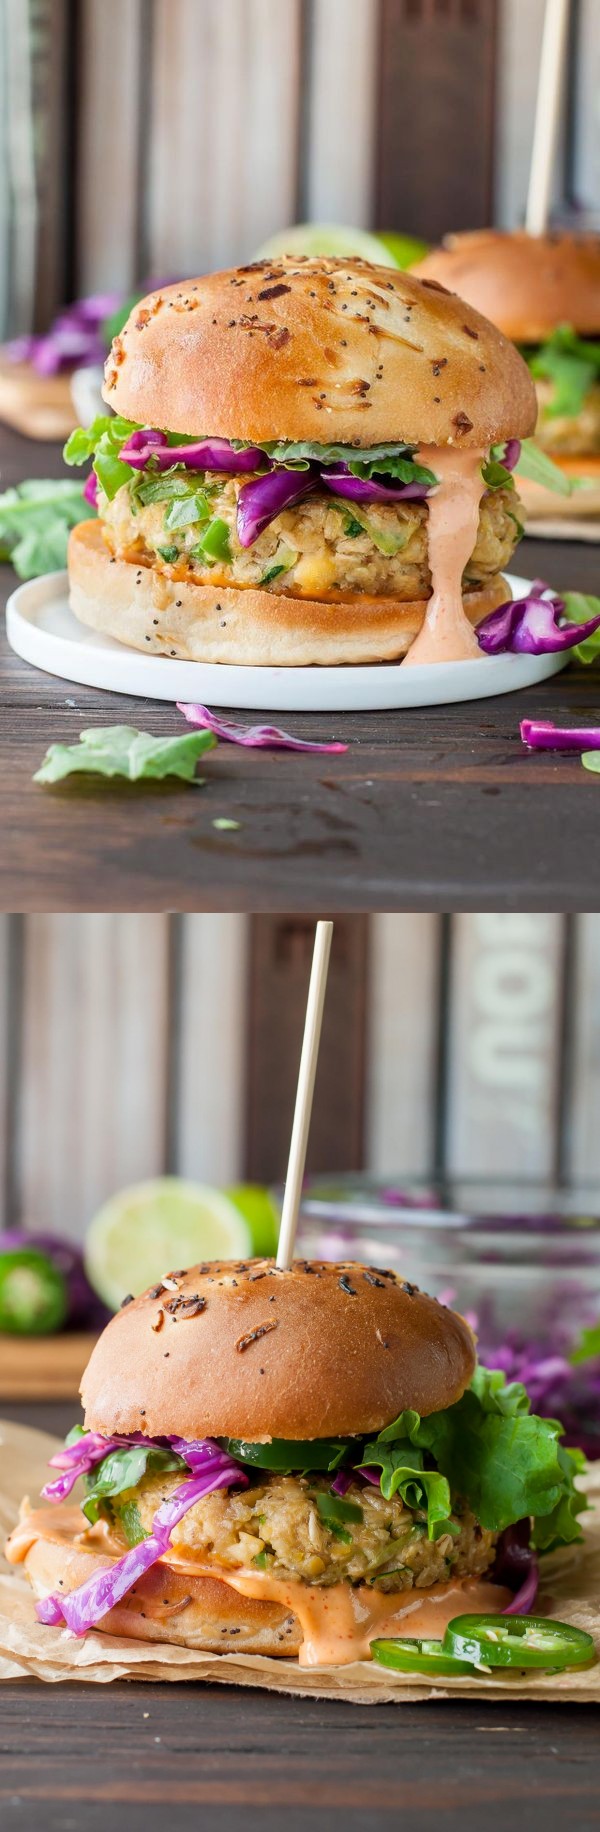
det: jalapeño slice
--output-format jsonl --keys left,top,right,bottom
{"left": 223, "top": 1437, "right": 349, "bottom": 1472}
{"left": 370, "top": 1637, "right": 475, "bottom": 1678}
{"left": 443, "top": 1615, "right": 596, "bottom": 1671}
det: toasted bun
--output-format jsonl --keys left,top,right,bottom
{"left": 102, "top": 257, "right": 536, "bottom": 448}
{"left": 519, "top": 453, "right": 600, "bottom": 521}
{"left": 22, "top": 1535, "right": 302, "bottom": 1655}
{"left": 68, "top": 520, "right": 509, "bottom": 667}
{"left": 80, "top": 1258, "right": 476, "bottom": 1441}
{"left": 415, "top": 231, "right": 600, "bottom": 343}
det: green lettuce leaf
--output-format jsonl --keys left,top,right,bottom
{"left": 64, "top": 415, "right": 140, "bottom": 500}
{"left": 515, "top": 437, "right": 574, "bottom": 497}
{"left": 34, "top": 726, "right": 216, "bottom": 785}
{"left": 570, "top": 1322, "right": 600, "bottom": 1364}
{"left": 359, "top": 1434, "right": 455, "bottom": 1540}
{"left": 362, "top": 1366, "right": 587, "bottom": 1546}
{"left": 251, "top": 439, "right": 437, "bottom": 486}
{"left": 484, "top": 448, "right": 516, "bottom": 491}
{"left": 528, "top": 325, "right": 600, "bottom": 420}
{"left": 562, "top": 591, "right": 600, "bottom": 664}
{"left": 0, "top": 479, "right": 94, "bottom": 579}
{"left": 82, "top": 1442, "right": 184, "bottom": 1525}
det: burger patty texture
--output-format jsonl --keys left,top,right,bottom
{"left": 100, "top": 477, "right": 522, "bottom": 603}
{"left": 534, "top": 377, "right": 600, "bottom": 456}
{"left": 109, "top": 1469, "right": 497, "bottom": 1592}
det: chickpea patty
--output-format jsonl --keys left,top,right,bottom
{"left": 110, "top": 1469, "right": 497, "bottom": 1593}
{"left": 100, "top": 476, "right": 522, "bottom": 603}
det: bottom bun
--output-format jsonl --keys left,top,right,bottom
{"left": 68, "top": 520, "right": 510, "bottom": 668}
{"left": 23, "top": 1536, "right": 302, "bottom": 1655}
{"left": 520, "top": 455, "right": 600, "bottom": 522}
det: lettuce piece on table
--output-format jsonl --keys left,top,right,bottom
{"left": 34, "top": 726, "right": 216, "bottom": 785}
{"left": 0, "top": 479, "right": 94, "bottom": 579}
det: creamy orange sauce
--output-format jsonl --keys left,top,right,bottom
{"left": 212, "top": 1569, "right": 511, "bottom": 1666}
{"left": 5, "top": 1503, "right": 123, "bottom": 1563}
{"left": 8, "top": 1506, "right": 511, "bottom": 1667}
{"left": 402, "top": 445, "right": 486, "bottom": 666}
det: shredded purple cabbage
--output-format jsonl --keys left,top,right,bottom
{"left": 42, "top": 1433, "right": 127, "bottom": 1503}
{"left": 501, "top": 440, "right": 521, "bottom": 472}
{"left": 36, "top": 1439, "right": 247, "bottom": 1636}
{"left": 493, "top": 1519, "right": 539, "bottom": 1615}
{"left": 177, "top": 702, "right": 348, "bottom": 753}
{"left": 83, "top": 471, "right": 99, "bottom": 508}
{"left": 331, "top": 1469, "right": 353, "bottom": 1497}
{"left": 120, "top": 431, "right": 266, "bottom": 474}
{"left": 237, "top": 467, "right": 319, "bottom": 547}
{"left": 521, "top": 719, "right": 600, "bottom": 752}
{"left": 5, "top": 294, "right": 120, "bottom": 377}
{"left": 321, "top": 469, "right": 430, "bottom": 505}
{"left": 478, "top": 583, "right": 600, "bottom": 656}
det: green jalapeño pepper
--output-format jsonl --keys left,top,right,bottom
{"left": 0, "top": 1248, "right": 67, "bottom": 1335}
{"left": 371, "top": 1637, "right": 476, "bottom": 1677}
{"left": 443, "top": 1615, "right": 596, "bottom": 1672}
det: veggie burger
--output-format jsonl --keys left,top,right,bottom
{"left": 64, "top": 256, "right": 537, "bottom": 667}
{"left": 416, "top": 231, "right": 600, "bottom": 520}
{"left": 7, "top": 1259, "right": 585, "bottom": 1667}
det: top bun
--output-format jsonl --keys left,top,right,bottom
{"left": 415, "top": 231, "right": 600, "bottom": 343}
{"left": 102, "top": 257, "right": 536, "bottom": 449}
{"left": 81, "top": 1258, "right": 476, "bottom": 1442}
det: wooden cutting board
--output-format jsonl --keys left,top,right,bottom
{"left": 0, "top": 357, "right": 77, "bottom": 440}
{"left": 0, "top": 1333, "right": 98, "bottom": 1399}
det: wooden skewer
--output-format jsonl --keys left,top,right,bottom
{"left": 276, "top": 921, "right": 333, "bottom": 1271}
{"left": 525, "top": 0, "right": 570, "bottom": 236}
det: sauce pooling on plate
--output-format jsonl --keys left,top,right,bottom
{"left": 403, "top": 446, "right": 486, "bottom": 666}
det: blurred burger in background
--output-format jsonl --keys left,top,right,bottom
{"left": 415, "top": 231, "right": 600, "bottom": 521}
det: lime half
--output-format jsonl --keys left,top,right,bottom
{"left": 84, "top": 1177, "right": 252, "bottom": 1312}
{"left": 255, "top": 224, "right": 428, "bottom": 270}
{"left": 226, "top": 1184, "right": 279, "bottom": 1256}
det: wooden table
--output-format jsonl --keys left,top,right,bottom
{"left": 2, "top": 425, "right": 600, "bottom": 912}
{"left": 1, "top": 1401, "right": 597, "bottom": 1832}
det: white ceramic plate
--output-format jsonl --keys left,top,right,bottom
{"left": 5, "top": 570, "right": 568, "bottom": 712}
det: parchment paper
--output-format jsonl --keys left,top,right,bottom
{"left": 0, "top": 1419, "right": 598, "bottom": 1705}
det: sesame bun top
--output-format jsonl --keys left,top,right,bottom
{"left": 414, "top": 231, "right": 600, "bottom": 343}
{"left": 80, "top": 1258, "right": 476, "bottom": 1442}
{"left": 102, "top": 257, "right": 536, "bottom": 449}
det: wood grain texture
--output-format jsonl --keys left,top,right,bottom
{"left": 0, "top": 917, "right": 9, "bottom": 1225}
{"left": 174, "top": 914, "right": 247, "bottom": 1184}
{"left": 245, "top": 915, "right": 367, "bottom": 1182}
{"left": 0, "top": 1332, "right": 97, "bottom": 1399}
{"left": 376, "top": 0, "right": 498, "bottom": 238}
{"left": 74, "top": 0, "right": 145, "bottom": 294}
{"left": 365, "top": 914, "right": 441, "bottom": 1176}
{"left": 146, "top": 0, "right": 301, "bottom": 276}
{"left": 444, "top": 914, "right": 566, "bottom": 1181}
{"left": 14, "top": 916, "right": 171, "bottom": 1239}
{"left": 3, "top": 428, "right": 600, "bottom": 912}
{"left": 566, "top": 915, "right": 600, "bottom": 1182}
{"left": 302, "top": 0, "right": 379, "bottom": 224}
{"left": 495, "top": 0, "right": 553, "bottom": 228}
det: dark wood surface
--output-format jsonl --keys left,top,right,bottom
{"left": 2, "top": 425, "right": 600, "bottom": 913}
{"left": 1, "top": 1401, "right": 597, "bottom": 1832}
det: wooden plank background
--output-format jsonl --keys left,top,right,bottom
{"left": 0, "top": 913, "right": 599, "bottom": 1240}
{"left": 2, "top": 0, "right": 598, "bottom": 335}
